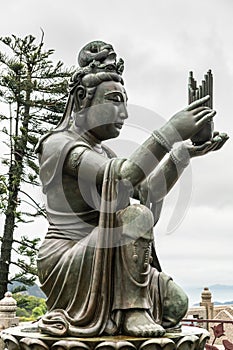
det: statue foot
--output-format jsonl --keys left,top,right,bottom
{"left": 122, "top": 310, "right": 165, "bottom": 337}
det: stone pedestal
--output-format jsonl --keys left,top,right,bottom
{"left": 0, "top": 292, "right": 19, "bottom": 330}
{"left": 1, "top": 325, "right": 209, "bottom": 350}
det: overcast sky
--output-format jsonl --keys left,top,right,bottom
{"left": 1, "top": 0, "right": 233, "bottom": 303}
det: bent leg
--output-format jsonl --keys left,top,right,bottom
{"left": 150, "top": 271, "right": 189, "bottom": 329}
{"left": 113, "top": 204, "right": 165, "bottom": 337}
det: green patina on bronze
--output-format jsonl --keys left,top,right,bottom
{"left": 35, "top": 41, "right": 228, "bottom": 338}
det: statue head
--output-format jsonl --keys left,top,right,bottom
{"left": 55, "top": 41, "right": 126, "bottom": 139}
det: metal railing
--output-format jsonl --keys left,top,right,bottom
{"left": 182, "top": 318, "right": 233, "bottom": 350}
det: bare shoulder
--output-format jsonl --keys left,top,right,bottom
{"left": 102, "top": 144, "right": 117, "bottom": 158}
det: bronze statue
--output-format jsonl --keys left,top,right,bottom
{"left": 36, "top": 41, "right": 228, "bottom": 338}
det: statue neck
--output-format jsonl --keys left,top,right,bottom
{"left": 70, "top": 123, "right": 104, "bottom": 154}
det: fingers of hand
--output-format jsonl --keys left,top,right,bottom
{"left": 186, "top": 95, "right": 210, "bottom": 111}
{"left": 196, "top": 110, "right": 216, "bottom": 126}
{"left": 212, "top": 133, "right": 229, "bottom": 151}
{"left": 213, "top": 132, "right": 229, "bottom": 140}
{"left": 206, "top": 141, "right": 221, "bottom": 152}
{"left": 213, "top": 132, "right": 229, "bottom": 143}
{"left": 194, "top": 141, "right": 214, "bottom": 155}
{"left": 214, "top": 139, "right": 227, "bottom": 150}
{"left": 192, "top": 106, "right": 210, "bottom": 116}
{"left": 194, "top": 141, "right": 212, "bottom": 152}
{"left": 203, "top": 133, "right": 229, "bottom": 152}
{"left": 189, "top": 132, "right": 229, "bottom": 156}
{"left": 218, "top": 132, "right": 229, "bottom": 140}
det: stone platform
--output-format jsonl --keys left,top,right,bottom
{"left": 1, "top": 325, "right": 209, "bottom": 350}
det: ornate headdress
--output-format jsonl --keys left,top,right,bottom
{"left": 70, "top": 41, "right": 124, "bottom": 88}
{"left": 35, "top": 41, "right": 124, "bottom": 152}
{"left": 55, "top": 41, "right": 124, "bottom": 132}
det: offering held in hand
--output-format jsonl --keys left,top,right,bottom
{"left": 188, "top": 69, "right": 214, "bottom": 145}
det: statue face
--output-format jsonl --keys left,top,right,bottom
{"left": 83, "top": 81, "right": 128, "bottom": 141}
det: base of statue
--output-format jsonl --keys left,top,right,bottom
{"left": 1, "top": 325, "right": 209, "bottom": 350}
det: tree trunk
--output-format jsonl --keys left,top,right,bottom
{"left": 0, "top": 171, "right": 20, "bottom": 299}
{"left": 0, "top": 84, "right": 31, "bottom": 299}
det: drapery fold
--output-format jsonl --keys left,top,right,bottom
{"left": 38, "top": 158, "right": 125, "bottom": 336}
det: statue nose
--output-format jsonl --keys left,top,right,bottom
{"left": 120, "top": 111, "right": 128, "bottom": 120}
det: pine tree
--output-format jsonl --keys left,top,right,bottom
{"left": 0, "top": 32, "right": 73, "bottom": 299}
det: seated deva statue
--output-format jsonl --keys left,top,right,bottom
{"left": 36, "top": 41, "right": 228, "bottom": 338}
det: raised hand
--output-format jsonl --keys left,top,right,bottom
{"left": 169, "top": 95, "right": 216, "bottom": 141}
{"left": 157, "top": 96, "right": 217, "bottom": 149}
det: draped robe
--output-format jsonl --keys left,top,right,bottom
{"left": 37, "top": 131, "right": 173, "bottom": 337}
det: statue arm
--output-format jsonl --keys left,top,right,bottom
{"left": 64, "top": 96, "right": 216, "bottom": 189}
{"left": 64, "top": 138, "right": 167, "bottom": 187}
{"left": 136, "top": 154, "right": 186, "bottom": 205}
{"left": 131, "top": 143, "right": 190, "bottom": 224}
{"left": 134, "top": 130, "right": 229, "bottom": 205}
{"left": 119, "top": 95, "right": 215, "bottom": 186}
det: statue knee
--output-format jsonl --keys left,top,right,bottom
{"left": 116, "top": 205, "right": 154, "bottom": 279}
{"left": 116, "top": 204, "right": 154, "bottom": 241}
{"left": 161, "top": 278, "right": 189, "bottom": 328}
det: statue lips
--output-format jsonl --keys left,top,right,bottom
{"left": 114, "top": 122, "right": 124, "bottom": 130}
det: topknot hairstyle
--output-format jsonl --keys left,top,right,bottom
{"left": 56, "top": 41, "right": 124, "bottom": 131}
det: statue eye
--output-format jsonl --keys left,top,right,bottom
{"left": 105, "top": 92, "right": 124, "bottom": 103}
{"left": 107, "top": 95, "right": 121, "bottom": 103}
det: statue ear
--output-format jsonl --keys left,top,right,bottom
{"left": 73, "top": 86, "right": 86, "bottom": 111}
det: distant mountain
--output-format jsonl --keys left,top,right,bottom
{"left": 8, "top": 282, "right": 46, "bottom": 299}
{"left": 193, "top": 300, "right": 233, "bottom": 306}
{"left": 26, "top": 284, "right": 46, "bottom": 298}
{"left": 213, "top": 300, "right": 233, "bottom": 305}
{"left": 183, "top": 284, "right": 233, "bottom": 306}
{"left": 8, "top": 282, "right": 233, "bottom": 306}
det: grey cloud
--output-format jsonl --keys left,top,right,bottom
{"left": 1, "top": 0, "right": 232, "bottom": 290}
